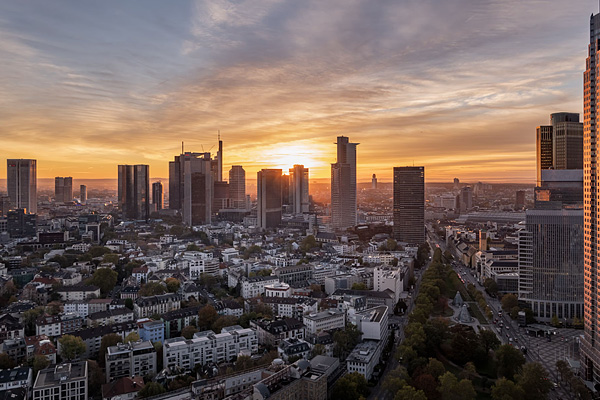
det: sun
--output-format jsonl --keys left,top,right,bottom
{"left": 268, "top": 144, "right": 325, "bottom": 172}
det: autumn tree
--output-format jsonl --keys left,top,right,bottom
{"left": 501, "top": 294, "right": 518, "bottom": 311}
{"left": 181, "top": 326, "right": 198, "bottom": 339}
{"left": 331, "top": 372, "right": 369, "bottom": 400}
{"left": 138, "top": 382, "right": 166, "bottom": 398}
{"left": 395, "top": 385, "right": 427, "bottom": 400}
{"left": 166, "top": 278, "right": 180, "bottom": 293}
{"left": 496, "top": 344, "right": 525, "bottom": 379}
{"left": 197, "top": 305, "right": 218, "bottom": 331}
{"left": 491, "top": 377, "right": 525, "bottom": 400}
{"left": 32, "top": 355, "right": 49, "bottom": 375}
{"left": 437, "top": 372, "right": 476, "bottom": 400}
{"left": 88, "top": 267, "right": 118, "bottom": 296}
{"left": 99, "top": 333, "right": 122, "bottom": 366}
{"left": 124, "top": 332, "right": 140, "bottom": 343}
{"left": 0, "top": 353, "right": 16, "bottom": 369}
{"left": 515, "top": 362, "right": 552, "bottom": 400}
{"left": 139, "top": 282, "right": 166, "bottom": 297}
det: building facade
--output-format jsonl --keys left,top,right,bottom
{"left": 118, "top": 164, "right": 149, "bottom": 220}
{"left": 289, "top": 164, "right": 309, "bottom": 214}
{"left": 393, "top": 166, "right": 425, "bottom": 245}
{"left": 7, "top": 159, "right": 37, "bottom": 214}
{"left": 257, "top": 169, "right": 283, "bottom": 229}
{"left": 229, "top": 165, "right": 246, "bottom": 209}
{"left": 331, "top": 136, "right": 358, "bottom": 231}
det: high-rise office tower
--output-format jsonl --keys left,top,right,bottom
{"left": 281, "top": 174, "right": 290, "bottom": 206}
{"left": 459, "top": 186, "right": 473, "bottom": 214}
{"left": 0, "top": 195, "right": 10, "bottom": 217}
{"left": 552, "top": 112, "right": 583, "bottom": 170}
{"left": 372, "top": 174, "right": 377, "bottom": 189}
{"left": 583, "top": 13, "right": 600, "bottom": 384}
{"left": 80, "top": 185, "right": 87, "bottom": 205}
{"left": 213, "top": 181, "right": 229, "bottom": 213}
{"left": 117, "top": 165, "right": 149, "bottom": 220}
{"left": 257, "top": 169, "right": 282, "bottom": 229}
{"left": 229, "top": 166, "right": 246, "bottom": 209}
{"left": 152, "top": 181, "right": 163, "bottom": 212}
{"left": 518, "top": 170, "right": 583, "bottom": 323}
{"left": 169, "top": 152, "right": 213, "bottom": 225}
{"left": 289, "top": 165, "right": 309, "bottom": 214}
{"left": 331, "top": 136, "right": 358, "bottom": 230}
{"left": 7, "top": 159, "right": 37, "bottom": 214}
{"left": 515, "top": 190, "right": 526, "bottom": 209}
{"left": 393, "top": 166, "right": 425, "bottom": 245}
{"left": 54, "top": 177, "right": 73, "bottom": 203}
{"left": 536, "top": 125, "right": 554, "bottom": 186}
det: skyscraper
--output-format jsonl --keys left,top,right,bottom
{"left": 582, "top": 13, "right": 600, "bottom": 384}
{"left": 289, "top": 165, "right": 309, "bottom": 214}
{"left": 459, "top": 186, "right": 473, "bottom": 214}
{"left": 257, "top": 169, "right": 282, "bottom": 229}
{"left": 152, "top": 181, "right": 163, "bottom": 212}
{"left": 54, "top": 177, "right": 73, "bottom": 203}
{"left": 80, "top": 185, "right": 87, "bottom": 205}
{"left": 536, "top": 125, "right": 553, "bottom": 186}
{"left": 371, "top": 174, "right": 377, "bottom": 189}
{"left": 7, "top": 159, "right": 37, "bottom": 214}
{"left": 169, "top": 152, "right": 213, "bottom": 225}
{"left": 331, "top": 136, "right": 358, "bottom": 230}
{"left": 229, "top": 166, "right": 246, "bottom": 209}
{"left": 118, "top": 164, "right": 149, "bottom": 220}
{"left": 393, "top": 166, "right": 425, "bottom": 245}
{"left": 518, "top": 170, "right": 583, "bottom": 323}
{"left": 551, "top": 112, "right": 583, "bottom": 170}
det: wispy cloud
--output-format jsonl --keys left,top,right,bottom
{"left": 0, "top": 0, "right": 592, "bottom": 182}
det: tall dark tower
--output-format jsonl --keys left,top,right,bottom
{"left": 118, "top": 164, "right": 149, "bottom": 220}
{"left": 7, "top": 159, "right": 37, "bottom": 214}
{"left": 152, "top": 181, "right": 163, "bottom": 211}
{"left": 257, "top": 169, "right": 282, "bottom": 229}
{"left": 393, "top": 166, "right": 425, "bottom": 245}
{"left": 331, "top": 136, "right": 358, "bottom": 230}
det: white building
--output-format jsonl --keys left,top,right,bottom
{"left": 163, "top": 326, "right": 258, "bottom": 371}
{"left": 33, "top": 362, "right": 88, "bottom": 400}
{"left": 134, "top": 293, "right": 181, "bottom": 319}
{"left": 355, "top": 306, "right": 389, "bottom": 341}
{"left": 264, "top": 282, "right": 292, "bottom": 298}
{"left": 347, "top": 340, "right": 382, "bottom": 380}
{"left": 373, "top": 267, "right": 403, "bottom": 303}
{"left": 105, "top": 341, "right": 157, "bottom": 381}
{"left": 303, "top": 310, "right": 345, "bottom": 335}
{"left": 240, "top": 276, "right": 280, "bottom": 299}
{"left": 181, "top": 251, "right": 220, "bottom": 277}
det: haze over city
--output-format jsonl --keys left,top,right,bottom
{"left": 1, "top": 0, "right": 595, "bottom": 182}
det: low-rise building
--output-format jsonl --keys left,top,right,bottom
{"left": 137, "top": 319, "right": 165, "bottom": 344}
{"left": 161, "top": 306, "right": 201, "bottom": 339}
{"left": 0, "top": 367, "right": 32, "bottom": 394}
{"left": 101, "top": 376, "right": 145, "bottom": 400}
{"left": 105, "top": 341, "right": 157, "bottom": 381}
{"left": 25, "top": 335, "right": 56, "bottom": 364}
{"left": 163, "top": 326, "right": 257, "bottom": 371}
{"left": 240, "top": 276, "right": 280, "bottom": 299}
{"left": 303, "top": 310, "right": 345, "bottom": 336}
{"left": 67, "top": 321, "right": 138, "bottom": 359}
{"left": 87, "top": 308, "right": 134, "bottom": 327}
{"left": 35, "top": 315, "right": 61, "bottom": 337}
{"left": 56, "top": 285, "right": 100, "bottom": 301}
{"left": 278, "top": 338, "right": 311, "bottom": 362}
{"left": 251, "top": 318, "right": 305, "bottom": 347}
{"left": 134, "top": 293, "right": 181, "bottom": 319}
{"left": 0, "top": 314, "right": 24, "bottom": 344}
{"left": 346, "top": 340, "right": 381, "bottom": 380}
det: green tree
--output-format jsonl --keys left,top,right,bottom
{"left": 99, "top": 333, "right": 122, "bottom": 366}
{"left": 87, "top": 359, "right": 105, "bottom": 395}
{"left": 351, "top": 282, "right": 367, "bottom": 290}
{"left": 168, "top": 375, "right": 194, "bottom": 390}
{"left": 515, "top": 362, "right": 553, "bottom": 400}
{"left": 483, "top": 278, "right": 498, "bottom": 296}
{"left": 89, "top": 246, "right": 111, "bottom": 258}
{"left": 59, "top": 335, "right": 86, "bottom": 361}
{"left": 23, "top": 307, "right": 44, "bottom": 336}
{"left": 32, "top": 354, "right": 49, "bottom": 375}
{"left": 479, "top": 329, "right": 501, "bottom": 353}
{"left": 301, "top": 235, "right": 318, "bottom": 252}
{"left": 496, "top": 344, "right": 525, "bottom": 379}
{"left": 125, "top": 298, "right": 134, "bottom": 310}
{"left": 331, "top": 372, "right": 369, "bottom": 400}
{"left": 501, "top": 294, "right": 518, "bottom": 311}
{"left": 138, "top": 382, "right": 166, "bottom": 398}
{"left": 181, "top": 326, "right": 198, "bottom": 339}
{"left": 166, "top": 278, "right": 181, "bottom": 293}
{"left": 395, "top": 386, "right": 427, "bottom": 400}
{"left": 102, "top": 253, "right": 120, "bottom": 265}
{"left": 310, "top": 344, "right": 325, "bottom": 358}
{"left": 234, "top": 355, "right": 254, "bottom": 371}
{"left": 383, "top": 366, "right": 409, "bottom": 394}
{"left": 438, "top": 371, "right": 476, "bottom": 400}
{"left": 212, "top": 315, "right": 239, "bottom": 333}
{"left": 491, "top": 377, "right": 525, "bottom": 400}
{"left": 424, "top": 358, "right": 445, "bottom": 380}
{"left": 139, "top": 282, "right": 166, "bottom": 297}
{"left": 88, "top": 267, "right": 118, "bottom": 296}
{"left": 124, "top": 332, "right": 140, "bottom": 343}
{"left": 0, "top": 353, "right": 16, "bottom": 369}
{"left": 551, "top": 314, "right": 561, "bottom": 328}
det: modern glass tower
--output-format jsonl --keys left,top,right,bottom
{"left": 117, "top": 164, "right": 149, "bottom": 220}
{"left": 331, "top": 136, "right": 358, "bottom": 230}
{"left": 257, "top": 169, "right": 282, "bottom": 229}
{"left": 229, "top": 165, "right": 246, "bottom": 209}
{"left": 7, "top": 159, "right": 37, "bottom": 214}
{"left": 582, "top": 12, "right": 600, "bottom": 384}
{"left": 289, "top": 164, "right": 309, "bottom": 214}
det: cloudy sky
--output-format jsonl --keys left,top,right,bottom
{"left": 0, "top": 0, "right": 595, "bottom": 182}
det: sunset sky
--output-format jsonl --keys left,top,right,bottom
{"left": 0, "top": 0, "right": 594, "bottom": 183}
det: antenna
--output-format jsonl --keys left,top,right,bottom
{"left": 218, "top": 130, "right": 221, "bottom": 141}
{"left": 182, "top": 141, "right": 184, "bottom": 154}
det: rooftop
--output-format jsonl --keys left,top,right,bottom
{"left": 34, "top": 362, "right": 87, "bottom": 389}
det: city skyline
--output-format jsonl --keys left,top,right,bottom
{"left": 0, "top": 1, "right": 595, "bottom": 182}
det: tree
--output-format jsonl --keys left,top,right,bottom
{"left": 32, "top": 354, "right": 49, "bottom": 375}
{"left": 515, "top": 362, "right": 552, "bottom": 400}
{"left": 23, "top": 308, "right": 44, "bottom": 336}
{"left": 413, "top": 373, "right": 439, "bottom": 399}
{"left": 551, "top": 314, "right": 560, "bottom": 328}
{"left": 59, "top": 335, "right": 86, "bottom": 361}
{"left": 99, "top": 333, "right": 122, "bottom": 365}
{"left": 0, "top": 353, "right": 16, "bottom": 369}
{"left": 254, "top": 303, "right": 274, "bottom": 318}
{"left": 331, "top": 372, "right": 369, "bottom": 400}
{"left": 479, "top": 329, "right": 501, "bottom": 353}
{"left": 181, "top": 326, "right": 198, "bottom": 339}
{"left": 395, "top": 386, "right": 427, "bottom": 400}
{"left": 87, "top": 359, "right": 105, "bottom": 395}
{"left": 197, "top": 305, "right": 218, "bottom": 331}
{"left": 491, "top": 377, "right": 525, "bottom": 400}
{"left": 88, "top": 267, "right": 118, "bottom": 296}
{"left": 459, "top": 362, "right": 478, "bottom": 381}
{"left": 125, "top": 298, "right": 134, "bottom": 310}
{"left": 496, "top": 344, "right": 525, "bottom": 379}
{"left": 501, "top": 294, "right": 518, "bottom": 311}
{"left": 301, "top": 235, "right": 318, "bottom": 252}
{"left": 424, "top": 358, "right": 445, "bottom": 380}
{"left": 89, "top": 246, "right": 111, "bottom": 258}
{"left": 383, "top": 366, "right": 409, "bottom": 394}
{"left": 138, "top": 382, "right": 166, "bottom": 398}
{"left": 124, "top": 332, "right": 140, "bottom": 343}
{"left": 102, "top": 253, "right": 120, "bottom": 266}
{"left": 139, "top": 282, "right": 166, "bottom": 297}
{"left": 169, "top": 374, "right": 194, "bottom": 390}
{"left": 212, "top": 315, "right": 239, "bottom": 333}
{"left": 166, "top": 278, "right": 180, "bottom": 293}
{"left": 234, "top": 355, "right": 254, "bottom": 371}
{"left": 438, "top": 372, "right": 476, "bottom": 400}
{"left": 351, "top": 282, "right": 367, "bottom": 290}
{"left": 483, "top": 278, "right": 498, "bottom": 296}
